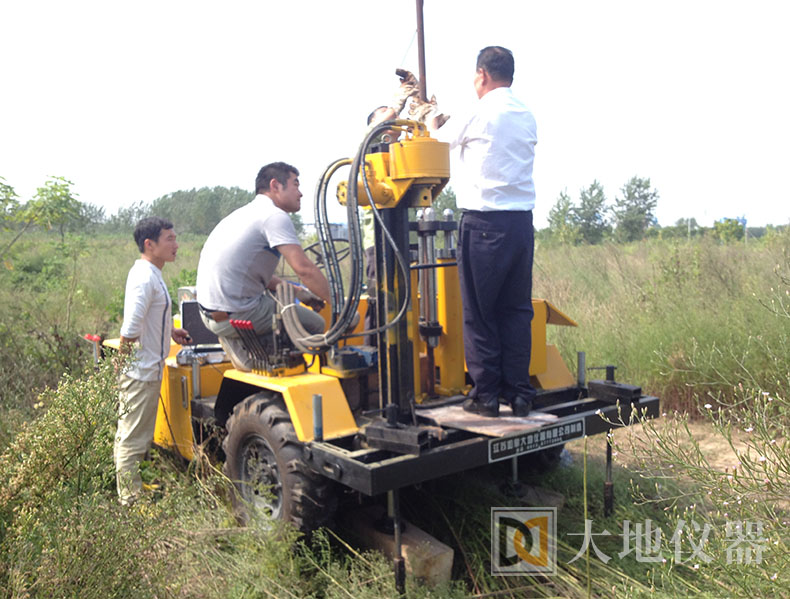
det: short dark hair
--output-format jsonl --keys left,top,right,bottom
{"left": 255, "top": 162, "right": 299, "bottom": 194}
{"left": 133, "top": 217, "right": 173, "bottom": 253}
{"left": 367, "top": 105, "right": 389, "bottom": 125}
{"left": 476, "top": 46, "right": 514, "bottom": 84}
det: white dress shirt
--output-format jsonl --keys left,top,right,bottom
{"left": 120, "top": 259, "right": 172, "bottom": 381}
{"left": 438, "top": 86, "right": 537, "bottom": 212}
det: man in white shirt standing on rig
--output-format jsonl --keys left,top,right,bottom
{"left": 411, "top": 46, "right": 537, "bottom": 418}
{"left": 116, "top": 217, "right": 190, "bottom": 506}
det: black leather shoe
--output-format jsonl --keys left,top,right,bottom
{"left": 463, "top": 397, "right": 500, "bottom": 417}
{"left": 510, "top": 396, "right": 533, "bottom": 418}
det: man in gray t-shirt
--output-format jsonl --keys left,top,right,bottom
{"left": 196, "top": 161, "right": 329, "bottom": 370}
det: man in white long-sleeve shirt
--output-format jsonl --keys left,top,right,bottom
{"left": 410, "top": 46, "right": 537, "bottom": 418}
{"left": 116, "top": 217, "right": 190, "bottom": 505}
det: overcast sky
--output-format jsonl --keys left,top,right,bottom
{"left": 2, "top": 0, "right": 788, "bottom": 229}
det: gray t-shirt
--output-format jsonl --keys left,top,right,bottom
{"left": 196, "top": 195, "right": 300, "bottom": 312}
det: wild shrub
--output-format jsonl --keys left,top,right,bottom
{"left": 0, "top": 356, "right": 316, "bottom": 599}
{"left": 0, "top": 358, "right": 119, "bottom": 529}
{"left": 617, "top": 387, "right": 789, "bottom": 597}
{"left": 535, "top": 235, "right": 790, "bottom": 409}
{"left": 614, "top": 253, "right": 790, "bottom": 596}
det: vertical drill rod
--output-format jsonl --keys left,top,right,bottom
{"left": 416, "top": 0, "right": 427, "bottom": 101}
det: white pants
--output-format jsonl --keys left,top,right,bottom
{"left": 114, "top": 373, "right": 161, "bottom": 505}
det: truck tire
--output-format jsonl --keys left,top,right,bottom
{"left": 223, "top": 392, "right": 336, "bottom": 532}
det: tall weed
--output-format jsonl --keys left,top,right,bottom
{"left": 614, "top": 385, "right": 789, "bottom": 598}
{"left": 535, "top": 234, "right": 790, "bottom": 408}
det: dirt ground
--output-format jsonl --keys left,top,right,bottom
{"left": 565, "top": 419, "right": 747, "bottom": 474}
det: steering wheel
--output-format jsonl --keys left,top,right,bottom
{"left": 303, "top": 238, "right": 351, "bottom": 269}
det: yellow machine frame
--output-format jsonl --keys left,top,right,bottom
{"left": 119, "top": 123, "right": 578, "bottom": 456}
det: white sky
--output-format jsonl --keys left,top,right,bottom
{"left": 2, "top": 0, "right": 789, "bottom": 229}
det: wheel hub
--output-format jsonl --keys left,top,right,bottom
{"left": 240, "top": 434, "right": 282, "bottom": 518}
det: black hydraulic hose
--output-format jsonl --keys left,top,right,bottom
{"left": 322, "top": 149, "right": 366, "bottom": 344}
{"left": 317, "top": 159, "right": 348, "bottom": 320}
{"left": 340, "top": 120, "right": 413, "bottom": 340}
{"left": 289, "top": 119, "right": 426, "bottom": 349}
{"left": 321, "top": 125, "right": 372, "bottom": 343}
{"left": 314, "top": 158, "right": 351, "bottom": 323}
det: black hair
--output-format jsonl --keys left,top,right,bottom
{"left": 476, "top": 46, "right": 514, "bottom": 84}
{"left": 255, "top": 162, "right": 299, "bottom": 194}
{"left": 133, "top": 217, "right": 173, "bottom": 253}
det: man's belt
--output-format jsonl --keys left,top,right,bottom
{"left": 199, "top": 304, "right": 232, "bottom": 323}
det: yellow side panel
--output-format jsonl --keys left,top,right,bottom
{"left": 223, "top": 370, "right": 358, "bottom": 442}
{"left": 529, "top": 301, "right": 548, "bottom": 375}
{"left": 154, "top": 359, "right": 234, "bottom": 460}
{"left": 534, "top": 344, "right": 575, "bottom": 389}
{"left": 154, "top": 359, "right": 195, "bottom": 460}
{"left": 434, "top": 259, "right": 465, "bottom": 395}
{"left": 199, "top": 361, "right": 235, "bottom": 396}
{"left": 342, "top": 296, "right": 368, "bottom": 347}
{"left": 167, "top": 340, "right": 181, "bottom": 359}
{"left": 316, "top": 298, "right": 368, "bottom": 347}
{"left": 410, "top": 268, "right": 424, "bottom": 399}
{"left": 103, "top": 338, "right": 121, "bottom": 350}
{"left": 543, "top": 300, "right": 579, "bottom": 327}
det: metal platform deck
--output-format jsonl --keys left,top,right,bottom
{"left": 304, "top": 394, "right": 660, "bottom": 496}
{"left": 417, "top": 404, "right": 558, "bottom": 437}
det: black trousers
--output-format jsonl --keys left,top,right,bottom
{"left": 458, "top": 210, "right": 536, "bottom": 404}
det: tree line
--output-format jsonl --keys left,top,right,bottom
{"left": 546, "top": 176, "right": 659, "bottom": 244}
{"left": 0, "top": 177, "right": 304, "bottom": 255}
{"left": 2, "top": 175, "right": 780, "bottom": 253}
{"left": 541, "top": 176, "right": 778, "bottom": 244}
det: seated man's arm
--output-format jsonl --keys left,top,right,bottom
{"left": 266, "top": 274, "right": 284, "bottom": 291}
{"left": 276, "top": 244, "right": 332, "bottom": 305}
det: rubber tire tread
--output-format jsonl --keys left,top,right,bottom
{"left": 223, "top": 392, "right": 337, "bottom": 532}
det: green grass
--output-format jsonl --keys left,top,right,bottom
{"left": 534, "top": 234, "right": 790, "bottom": 409}
{"left": 3, "top": 361, "right": 784, "bottom": 598}
{"left": 1, "top": 229, "right": 788, "bottom": 597}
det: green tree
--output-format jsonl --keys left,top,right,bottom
{"left": 104, "top": 201, "right": 151, "bottom": 233}
{"left": 409, "top": 187, "right": 458, "bottom": 221}
{"left": 574, "top": 180, "right": 609, "bottom": 244}
{"left": 660, "top": 217, "right": 700, "bottom": 240}
{"left": 0, "top": 176, "right": 82, "bottom": 260}
{"left": 33, "top": 177, "right": 82, "bottom": 241}
{"left": 150, "top": 186, "right": 253, "bottom": 235}
{"left": 69, "top": 203, "right": 107, "bottom": 232}
{"left": 611, "top": 176, "right": 659, "bottom": 243}
{"left": 289, "top": 213, "right": 305, "bottom": 239}
{"left": 1, "top": 177, "right": 20, "bottom": 226}
{"left": 713, "top": 218, "right": 744, "bottom": 242}
{"left": 547, "top": 189, "right": 580, "bottom": 244}
{"left": 432, "top": 187, "right": 458, "bottom": 216}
